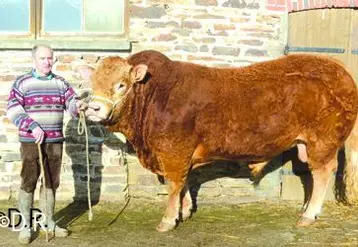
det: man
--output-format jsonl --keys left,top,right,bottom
{"left": 6, "top": 44, "right": 83, "bottom": 244}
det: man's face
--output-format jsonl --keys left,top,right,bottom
{"left": 33, "top": 46, "right": 54, "bottom": 76}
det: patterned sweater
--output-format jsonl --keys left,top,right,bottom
{"left": 6, "top": 70, "right": 79, "bottom": 143}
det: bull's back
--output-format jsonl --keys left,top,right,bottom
{"left": 173, "top": 54, "right": 358, "bottom": 160}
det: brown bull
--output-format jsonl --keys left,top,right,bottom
{"left": 78, "top": 50, "right": 358, "bottom": 232}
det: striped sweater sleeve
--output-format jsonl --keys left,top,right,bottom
{"left": 6, "top": 76, "right": 40, "bottom": 131}
{"left": 62, "top": 78, "right": 79, "bottom": 118}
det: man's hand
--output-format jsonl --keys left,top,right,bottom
{"left": 32, "top": 126, "right": 44, "bottom": 144}
{"left": 76, "top": 100, "right": 88, "bottom": 111}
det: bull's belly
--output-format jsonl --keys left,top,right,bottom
{"left": 209, "top": 136, "right": 296, "bottom": 161}
{"left": 192, "top": 144, "right": 292, "bottom": 169}
{"left": 206, "top": 153, "right": 279, "bottom": 163}
{"left": 190, "top": 154, "right": 274, "bottom": 171}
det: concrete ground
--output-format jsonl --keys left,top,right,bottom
{"left": 0, "top": 198, "right": 357, "bottom": 247}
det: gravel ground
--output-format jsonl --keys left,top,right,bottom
{"left": 0, "top": 198, "right": 357, "bottom": 247}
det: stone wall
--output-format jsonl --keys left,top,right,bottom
{"left": 0, "top": 0, "right": 288, "bottom": 203}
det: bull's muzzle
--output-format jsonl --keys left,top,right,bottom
{"left": 79, "top": 91, "right": 120, "bottom": 121}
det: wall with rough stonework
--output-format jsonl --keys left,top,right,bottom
{"left": 0, "top": 0, "right": 288, "bottom": 203}
{"left": 130, "top": 0, "right": 287, "bottom": 65}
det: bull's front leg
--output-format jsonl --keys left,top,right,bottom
{"left": 157, "top": 180, "right": 185, "bottom": 232}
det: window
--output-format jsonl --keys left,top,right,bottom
{"left": 0, "top": 0, "right": 130, "bottom": 50}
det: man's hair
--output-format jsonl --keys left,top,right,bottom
{"left": 32, "top": 44, "right": 53, "bottom": 58}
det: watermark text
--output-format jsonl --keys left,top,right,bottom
{"left": 0, "top": 208, "right": 47, "bottom": 231}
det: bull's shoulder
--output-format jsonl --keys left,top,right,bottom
{"left": 127, "top": 50, "right": 172, "bottom": 67}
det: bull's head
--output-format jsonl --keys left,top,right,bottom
{"left": 77, "top": 56, "right": 148, "bottom": 123}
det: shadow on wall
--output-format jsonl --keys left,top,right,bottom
{"left": 54, "top": 118, "right": 126, "bottom": 229}
{"left": 187, "top": 145, "right": 347, "bottom": 212}
{"left": 187, "top": 155, "right": 283, "bottom": 211}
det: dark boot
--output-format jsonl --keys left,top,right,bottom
{"left": 40, "top": 188, "right": 68, "bottom": 237}
{"left": 18, "top": 189, "right": 33, "bottom": 244}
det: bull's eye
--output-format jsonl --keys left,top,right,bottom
{"left": 114, "top": 82, "right": 126, "bottom": 94}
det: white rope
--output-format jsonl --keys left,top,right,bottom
{"left": 77, "top": 111, "right": 93, "bottom": 221}
{"left": 76, "top": 93, "right": 124, "bottom": 221}
{"left": 77, "top": 95, "right": 131, "bottom": 225}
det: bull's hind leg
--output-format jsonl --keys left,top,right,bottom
{"left": 181, "top": 183, "right": 193, "bottom": 221}
{"left": 157, "top": 179, "right": 185, "bottom": 232}
{"left": 297, "top": 155, "right": 337, "bottom": 226}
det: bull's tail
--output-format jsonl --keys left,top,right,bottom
{"left": 343, "top": 120, "right": 358, "bottom": 204}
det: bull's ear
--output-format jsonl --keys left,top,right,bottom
{"left": 75, "top": 65, "right": 95, "bottom": 81}
{"left": 132, "top": 64, "right": 148, "bottom": 82}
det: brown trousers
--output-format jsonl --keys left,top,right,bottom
{"left": 20, "top": 142, "right": 63, "bottom": 193}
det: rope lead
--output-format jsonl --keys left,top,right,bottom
{"left": 78, "top": 111, "right": 93, "bottom": 221}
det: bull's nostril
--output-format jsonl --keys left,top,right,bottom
{"left": 88, "top": 103, "right": 101, "bottom": 111}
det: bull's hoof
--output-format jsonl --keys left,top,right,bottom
{"left": 296, "top": 216, "right": 315, "bottom": 227}
{"left": 156, "top": 220, "right": 176, "bottom": 232}
{"left": 298, "top": 208, "right": 306, "bottom": 216}
{"left": 181, "top": 208, "right": 192, "bottom": 221}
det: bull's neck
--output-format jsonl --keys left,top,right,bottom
{"left": 106, "top": 85, "right": 151, "bottom": 148}
{"left": 105, "top": 96, "right": 137, "bottom": 144}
